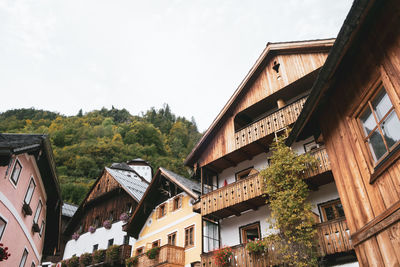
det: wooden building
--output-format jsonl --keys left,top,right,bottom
{"left": 125, "top": 167, "right": 202, "bottom": 267}
{"left": 0, "top": 133, "right": 62, "bottom": 266}
{"left": 62, "top": 161, "right": 150, "bottom": 260}
{"left": 288, "top": 0, "right": 400, "bottom": 266}
{"left": 184, "top": 39, "right": 357, "bottom": 266}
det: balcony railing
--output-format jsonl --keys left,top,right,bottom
{"left": 201, "top": 218, "right": 353, "bottom": 266}
{"left": 135, "top": 245, "right": 185, "bottom": 267}
{"left": 302, "top": 146, "right": 331, "bottom": 178}
{"left": 235, "top": 97, "right": 307, "bottom": 150}
{"left": 200, "top": 174, "right": 264, "bottom": 217}
{"left": 316, "top": 217, "right": 353, "bottom": 255}
{"left": 201, "top": 243, "right": 280, "bottom": 267}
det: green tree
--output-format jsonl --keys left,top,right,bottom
{"left": 261, "top": 136, "right": 318, "bottom": 267}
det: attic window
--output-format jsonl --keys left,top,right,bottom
{"left": 272, "top": 61, "right": 281, "bottom": 80}
{"left": 158, "top": 204, "right": 167, "bottom": 219}
{"left": 173, "top": 196, "right": 182, "bottom": 211}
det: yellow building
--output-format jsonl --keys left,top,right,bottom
{"left": 125, "top": 168, "right": 202, "bottom": 267}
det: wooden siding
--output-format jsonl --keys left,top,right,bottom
{"left": 235, "top": 97, "right": 306, "bottom": 150}
{"left": 135, "top": 245, "right": 185, "bottom": 267}
{"left": 73, "top": 170, "right": 138, "bottom": 234}
{"left": 197, "top": 52, "right": 329, "bottom": 168}
{"left": 302, "top": 146, "right": 331, "bottom": 178}
{"left": 318, "top": 1, "right": 400, "bottom": 265}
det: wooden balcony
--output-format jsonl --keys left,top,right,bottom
{"left": 199, "top": 174, "right": 265, "bottom": 218}
{"left": 235, "top": 97, "right": 307, "bottom": 150}
{"left": 201, "top": 218, "right": 353, "bottom": 267}
{"left": 316, "top": 217, "right": 353, "bottom": 255}
{"left": 302, "top": 146, "right": 331, "bottom": 178}
{"left": 136, "top": 245, "right": 185, "bottom": 267}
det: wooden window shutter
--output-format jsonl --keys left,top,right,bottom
{"left": 178, "top": 197, "right": 182, "bottom": 209}
{"left": 156, "top": 207, "right": 160, "bottom": 219}
{"left": 168, "top": 200, "right": 174, "bottom": 212}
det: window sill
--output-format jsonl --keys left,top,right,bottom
{"left": 370, "top": 143, "right": 400, "bottom": 184}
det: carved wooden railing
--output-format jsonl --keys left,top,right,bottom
{"left": 200, "top": 174, "right": 263, "bottom": 217}
{"left": 136, "top": 244, "right": 185, "bottom": 267}
{"left": 235, "top": 97, "right": 307, "bottom": 150}
{"left": 302, "top": 146, "right": 331, "bottom": 178}
{"left": 316, "top": 217, "right": 353, "bottom": 255}
{"left": 201, "top": 243, "right": 280, "bottom": 267}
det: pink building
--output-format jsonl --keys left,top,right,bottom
{"left": 0, "top": 134, "right": 62, "bottom": 267}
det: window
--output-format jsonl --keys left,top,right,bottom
{"left": 235, "top": 167, "right": 258, "bottom": 181}
{"left": 11, "top": 159, "right": 22, "bottom": 185}
{"left": 24, "top": 178, "right": 36, "bottom": 205}
{"left": 0, "top": 216, "right": 6, "bottom": 240}
{"left": 39, "top": 220, "right": 45, "bottom": 237}
{"left": 31, "top": 262, "right": 35, "bottom": 267}
{"left": 319, "top": 199, "right": 345, "bottom": 222}
{"left": 33, "top": 200, "right": 42, "bottom": 224}
{"left": 19, "top": 249, "right": 28, "bottom": 267}
{"left": 152, "top": 240, "right": 160, "bottom": 248}
{"left": 358, "top": 85, "right": 400, "bottom": 162}
{"left": 123, "top": 235, "right": 130, "bottom": 245}
{"left": 93, "top": 244, "right": 98, "bottom": 252}
{"left": 136, "top": 247, "right": 144, "bottom": 255}
{"left": 168, "top": 232, "right": 177, "bottom": 245}
{"left": 126, "top": 203, "right": 133, "bottom": 214}
{"left": 94, "top": 216, "right": 100, "bottom": 228}
{"left": 203, "top": 219, "right": 219, "bottom": 253}
{"left": 304, "top": 140, "right": 319, "bottom": 152}
{"left": 158, "top": 204, "right": 166, "bottom": 219}
{"left": 108, "top": 238, "right": 114, "bottom": 247}
{"left": 173, "top": 196, "right": 182, "bottom": 211}
{"left": 240, "top": 222, "right": 260, "bottom": 243}
{"left": 185, "top": 225, "right": 194, "bottom": 248}
{"left": 109, "top": 211, "right": 114, "bottom": 222}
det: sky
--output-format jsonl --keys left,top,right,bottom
{"left": 0, "top": 0, "right": 353, "bottom": 132}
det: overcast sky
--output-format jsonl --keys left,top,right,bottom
{"left": 0, "top": 0, "right": 353, "bottom": 132}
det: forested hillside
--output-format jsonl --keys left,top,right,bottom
{"left": 0, "top": 105, "right": 202, "bottom": 204}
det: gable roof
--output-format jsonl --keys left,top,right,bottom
{"left": 64, "top": 164, "right": 149, "bottom": 236}
{"left": 184, "top": 38, "right": 335, "bottom": 167}
{"left": 106, "top": 167, "right": 148, "bottom": 202}
{"left": 286, "top": 0, "right": 376, "bottom": 146}
{"left": 125, "top": 167, "right": 200, "bottom": 238}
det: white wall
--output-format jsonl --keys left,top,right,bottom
{"left": 63, "top": 220, "right": 136, "bottom": 259}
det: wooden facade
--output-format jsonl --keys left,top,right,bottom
{"left": 185, "top": 40, "right": 333, "bottom": 171}
{"left": 288, "top": 0, "right": 400, "bottom": 265}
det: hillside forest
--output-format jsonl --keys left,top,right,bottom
{"left": 0, "top": 105, "right": 202, "bottom": 205}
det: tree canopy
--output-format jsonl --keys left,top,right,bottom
{"left": 0, "top": 105, "right": 202, "bottom": 204}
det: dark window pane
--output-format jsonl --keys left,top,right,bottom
{"left": 368, "top": 129, "right": 387, "bottom": 161}
{"left": 335, "top": 203, "right": 345, "bottom": 218}
{"left": 324, "top": 206, "right": 335, "bottom": 221}
{"left": 372, "top": 88, "right": 392, "bottom": 120}
{"left": 361, "top": 108, "right": 376, "bottom": 136}
{"left": 244, "top": 228, "right": 259, "bottom": 242}
{"left": 382, "top": 111, "right": 400, "bottom": 148}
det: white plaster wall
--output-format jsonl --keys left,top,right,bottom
{"left": 219, "top": 205, "right": 274, "bottom": 247}
{"left": 63, "top": 220, "right": 136, "bottom": 259}
{"left": 291, "top": 136, "right": 315, "bottom": 155}
{"left": 308, "top": 182, "right": 340, "bottom": 219}
{"left": 333, "top": 262, "right": 359, "bottom": 267}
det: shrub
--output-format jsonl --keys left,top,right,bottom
{"left": 92, "top": 249, "right": 106, "bottom": 263}
{"left": 72, "top": 232, "right": 80, "bottom": 241}
{"left": 103, "top": 220, "right": 112, "bottom": 229}
{"left": 214, "top": 247, "right": 233, "bottom": 266}
{"left": 88, "top": 226, "right": 96, "bottom": 234}
{"left": 66, "top": 256, "right": 79, "bottom": 267}
{"left": 145, "top": 247, "right": 160, "bottom": 260}
{"left": 125, "top": 256, "right": 138, "bottom": 267}
{"left": 246, "top": 239, "right": 265, "bottom": 254}
{"left": 106, "top": 245, "right": 120, "bottom": 263}
{"left": 79, "top": 252, "right": 92, "bottom": 266}
{"left": 0, "top": 243, "right": 11, "bottom": 262}
{"left": 60, "top": 260, "right": 67, "bottom": 267}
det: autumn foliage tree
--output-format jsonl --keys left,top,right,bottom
{"left": 261, "top": 136, "right": 318, "bottom": 266}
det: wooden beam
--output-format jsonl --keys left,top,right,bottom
{"left": 255, "top": 140, "right": 269, "bottom": 153}
{"left": 200, "top": 167, "right": 204, "bottom": 195}
{"left": 206, "top": 164, "right": 222, "bottom": 174}
{"left": 245, "top": 200, "right": 259, "bottom": 211}
{"left": 224, "top": 156, "right": 238, "bottom": 167}
{"left": 221, "top": 157, "right": 236, "bottom": 167}
{"left": 237, "top": 149, "right": 253, "bottom": 161}
{"left": 226, "top": 207, "right": 241, "bottom": 217}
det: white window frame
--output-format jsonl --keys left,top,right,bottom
{"left": 0, "top": 215, "right": 7, "bottom": 241}
{"left": 19, "top": 248, "right": 29, "bottom": 267}
{"left": 9, "top": 158, "right": 23, "bottom": 187}
{"left": 24, "top": 177, "right": 36, "bottom": 205}
{"left": 33, "top": 200, "right": 42, "bottom": 224}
